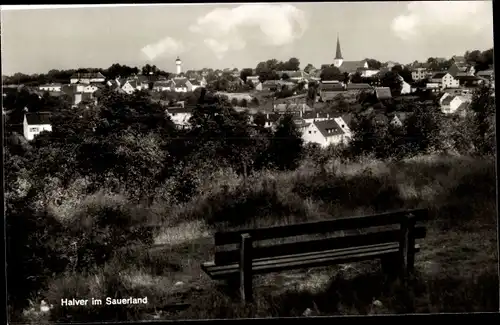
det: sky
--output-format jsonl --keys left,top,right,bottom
{"left": 1, "top": 2, "right": 494, "bottom": 76}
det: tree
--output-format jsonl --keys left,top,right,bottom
{"left": 239, "top": 98, "right": 248, "bottom": 107}
{"left": 469, "top": 84, "right": 495, "bottom": 155}
{"left": 267, "top": 113, "right": 303, "bottom": 170}
{"left": 320, "top": 66, "right": 342, "bottom": 81}
{"left": 253, "top": 111, "right": 266, "bottom": 127}
{"left": 282, "top": 73, "right": 290, "bottom": 80}
{"left": 364, "top": 58, "right": 382, "bottom": 70}
{"left": 380, "top": 71, "right": 403, "bottom": 96}
{"left": 240, "top": 68, "right": 253, "bottom": 82}
{"left": 404, "top": 104, "right": 442, "bottom": 155}
{"left": 391, "top": 65, "right": 413, "bottom": 84}
{"left": 282, "top": 57, "right": 301, "bottom": 71}
{"left": 304, "top": 63, "right": 315, "bottom": 73}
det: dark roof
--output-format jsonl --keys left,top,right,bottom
{"left": 265, "top": 113, "right": 281, "bottom": 122}
{"left": 341, "top": 113, "right": 353, "bottom": 127}
{"left": 393, "top": 112, "right": 411, "bottom": 123}
{"left": 190, "top": 79, "right": 201, "bottom": 86}
{"left": 441, "top": 96, "right": 454, "bottom": 105}
{"left": 431, "top": 72, "right": 448, "bottom": 79}
{"left": 456, "top": 102, "right": 469, "bottom": 112}
{"left": 375, "top": 87, "right": 392, "bottom": 99}
{"left": 321, "top": 91, "right": 344, "bottom": 101}
{"left": 320, "top": 82, "right": 344, "bottom": 91}
{"left": 454, "top": 75, "right": 480, "bottom": 81}
{"left": 40, "top": 83, "right": 63, "bottom": 87}
{"left": 347, "top": 83, "right": 372, "bottom": 90}
{"left": 25, "top": 112, "right": 51, "bottom": 125}
{"left": 339, "top": 61, "right": 367, "bottom": 73}
{"left": 277, "top": 70, "right": 309, "bottom": 79}
{"left": 263, "top": 80, "right": 280, "bottom": 85}
{"left": 314, "top": 119, "right": 345, "bottom": 137}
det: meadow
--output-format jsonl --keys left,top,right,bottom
{"left": 18, "top": 153, "right": 498, "bottom": 322}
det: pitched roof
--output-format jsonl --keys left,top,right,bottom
{"left": 393, "top": 112, "right": 411, "bottom": 123}
{"left": 347, "top": 83, "right": 372, "bottom": 90}
{"left": 166, "top": 107, "right": 193, "bottom": 114}
{"left": 321, "top": 91, "right": 344, "bottom": 101}
{"left": 456, "top": 102, "right": 469, "bottom": 112}
{"left": 375, "top": 87, "right": 392, "bottom": 100}
{"left": 339, "top": 61, "right": 367, "bottom": 73}
{"left": 40, "top": 83, "right": 63, "bottom": 87}
{"left": 25, "top": 112, "right": 51, "bottom": 125}
{"left": 320, "top": 82, "right": 344, "bottom": 91}
{"left": 277, "top": 70, "right": 309, "bottom": 79}
{"left": 441, "top": 96, "right": 454, "bottom": 105}
{"left": 172, "top": 78, "right": 189, "bottom": 87}
{"left": 314, "top": 119, "right": 345, "bottom": 137}
{"left": 190, "top": 79, "right": 201, "bottom": 86}
{"left": 454, "top": 75, "right": 480, "bottom": 82}
{"left": 476, "top": 69, "right": 494, "bottom": 76}
{"left": 431, "top": 72, "right": 448, "bottom": 79}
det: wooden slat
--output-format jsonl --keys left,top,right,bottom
{"left": 203, "top": 244, "right": 421, "bottom": 279}
{"left": 215, "top": 226, "right": 426, "bottom": 265}
{"left": 215, "top": 209, "right": 428, "bottom": 245}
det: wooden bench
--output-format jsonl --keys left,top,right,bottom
{"left": 201, "top": 209, "right": 428, "bottom": 302}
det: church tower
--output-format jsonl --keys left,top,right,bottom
{"left": 333, "top": 34, "right": 343, "bottom": 68}
{"left": 175, "top": 56, "right": 182, "bottom": 75}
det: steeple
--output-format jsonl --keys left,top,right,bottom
{"left": 335, "top": 33, "right": 343, "bottom": 59}
{"left": 333, "top": 33, "right": 344, "bottom": 68}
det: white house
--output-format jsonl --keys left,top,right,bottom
{"left": 411, "top": 68, "right": 428, "bottom": 81}
{"left": 302, "top": 119, "right": 350, "bottom": 148}
{"left": 170, "top": 78, "right": 193, "bottom": 92}
{"left": 70, "top": 72, "right": 106, "bottom": 84}
{"left": 430, "top": 72, "right": 459, "bottom": 89}
{"left": 39, "top": 83, "right": 62, "bottom": 92}
{"left": 23, "top": 112, "right": 52, "bottom": 141}
{"left": 121, "top": 80, "right": 136, "bottom": 95}
{"left": 83, "top": 84, "right": 100, "bottom": 93}
{"left": 165, "top": 107, "right": 193, "bottom": 129}
{"left": 440, "top": 95, "right": 471, "bottom": 115}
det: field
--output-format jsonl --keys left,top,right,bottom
{"left": 21, "top": 153, "right": 498, "bottom": 322}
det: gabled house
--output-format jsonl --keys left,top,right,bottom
{"left": 276, "top": 70, "right": 310, "bottom": 83}
{"left": 302, "top": 119, "right": 350, "bottom": 147}
{"left": 338, "top": 61, "right": 369, "bottom": 74}
{"left": 23, "top": 112, "right": 52, "bottom": 141}
{"left": 152, "top": 80, "right": 171, "bottom": 92}
{"left": 170, "top": 78, "right": 193, "bottom": 92}
{"left": 121, "top": 80, "right": 137, "bottom": 95}
{"left": 440, "top": 95, "right": 471, "bottom": 115}
{"left": 70, "top": 72, "right": 106, "bottom": 84}
{"left": 454, "top": 75, "right": 482, "bottom": 87}
{"left": 319, "top": 82, "right": 345, "bottom": 102}
{"left": 39, "top": 83, "right": 62, "bottom": 92}
{"left": 411, "top": 68, "right": 428, "bottom": 81}
{"left": 430, "top": 72, "right": 459, "bottom": 89}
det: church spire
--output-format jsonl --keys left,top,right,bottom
{"left": 335, "top": 33, "right": 343, "bottom": 60}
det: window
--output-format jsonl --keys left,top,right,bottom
{"left": 308, "top": 131, "right": 312, "bottom": 134}
{"left": 29, "top": 127, "right": 39, "bottom": 133}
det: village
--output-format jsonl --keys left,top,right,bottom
{"left": 3, "top": 35, "right": 495, "bottom": 146}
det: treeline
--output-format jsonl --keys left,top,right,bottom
{"left": 2, "top": 63, "right": 171, "bottom": 86}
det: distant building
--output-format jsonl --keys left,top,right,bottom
{"left": 70, "top": 72, "right": 106, "bottom": 84}
{"left": 23, "top": 112, "right": 52, "bottom": 141}
{"left": 39, "top": 83, "right": 62, "bottom": 92}
{"left": 430, "top": 72, "right": 459, "bottom": 89}
{"left": 332, "top": 34, "right": 369, "bottom": 74}
{"left": 165, "top": 106, "right": 192, "bottom": 129}
{"left": 411, "top": 68, "right": 428, "bottom": 81}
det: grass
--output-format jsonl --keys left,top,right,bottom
{"left": 14, "top": 153, "right": 499, "bottom": 322}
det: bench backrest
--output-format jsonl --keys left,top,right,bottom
{"left": 213, "top": 209, "right": 428, "bottom": 265}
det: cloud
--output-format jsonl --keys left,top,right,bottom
{"left": 391, "top": 1, "right": 493, "bottom": 41}
{"left": 141, "top": 36, "right": 190, "bottom": 61}
{"left": 189, "top": 4, "right": 308, "bottom": 59}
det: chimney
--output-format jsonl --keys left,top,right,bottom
{"left": 316, "top": 112, "right": 319, "bottom": 118}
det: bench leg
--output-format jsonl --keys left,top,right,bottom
{"left": 381, "top": 255, "right": 400, "bottom": 281}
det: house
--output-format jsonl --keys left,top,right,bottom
{"left": 189, "top": 79, "right": 204, "bottom": 91}
{"left": 169, "top": 78, "right": 192, "bottom": 92}
{"left": 302, "top": 119, "right": 350, "bottom": 147}
{"left": 260, "top": 80, "right": 281, "bottom": 92}
{"left": 448, "top": 63, "right": 475, "bottom": 77}
{"left": 440, "top": 95, "right": 471, "bottom": 115}
{"left": 274, "top": 94, "right": 308, "bottom": 106}
{"left": 346, "top": 83, "right": 372, "bottom": 90}
{"left": 338, "top": 61, "right": 369, "bottom": 74}
{"left": 165, "top": 107, "right": 193, "bottom": 129}
{"left": 152, "top": 80, "right": 171, "bottom": 92}
{"left": 411, "top": 68, "right": 428, "bottom": 81}
{"left": 274, "top": 103, "right": 311, "bottom": 114}
{"left": 384, "top": 61, "right": 399, "bottom": 69}
{"left": 70, "top": 72, "right": 106, "bottom": 84}
{"left": 394, "top": 74, "right": 412, "bottom": 94}
{"left": 319, "top": 82, "right": 345, "bottom": 102}
{"left": 39, "top": 83, "right": 62, "bottom": 92}
{"left": 121, "top": 80, "right": 137, "bottom": 95}
{"left": 375, "top": 87, "right": 392, "bottom": 100}
{"left": 390, "top": 112, "right": 411, "bottom": 128}
{"left": 476, "top": 69, "right": 494, "bottom": 80}
{"left": 83, "top": 83, "right": 102, "bottom": 94}
{"left": 454, "top": 75, "right": 482, "bottom": 87}
{"left": 430, "top": 72, "right": 459, "bottom": 89}
{"left": 23, "top": 112, "right": 52, "bottom": 141}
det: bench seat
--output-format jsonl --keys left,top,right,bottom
{"left": 202, "top": 242, "right": 421, "bottom": 280}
